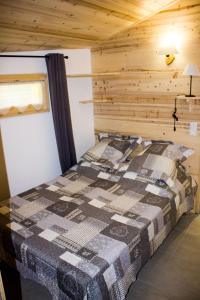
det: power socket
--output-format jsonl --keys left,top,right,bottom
{"left": 189, "top": 122, "right": 198, "bottom": 136}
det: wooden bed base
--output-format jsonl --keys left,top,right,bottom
{"left": 95, "top": 120, "right": 200, "bottom": 213}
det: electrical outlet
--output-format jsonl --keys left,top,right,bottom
{"left": 189, "top": 122, "right": 198, "bottom": 136}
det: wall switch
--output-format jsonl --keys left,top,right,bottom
{"left": 189, "top": 122, "right": 198, "bottom": 136}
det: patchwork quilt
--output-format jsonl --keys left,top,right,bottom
{"left": 0, "top": 161, "right": 196, "bottom": 300}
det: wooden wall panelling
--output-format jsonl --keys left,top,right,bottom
{"left": 0, "top": 0, "right": 179, "bottom": 51}
{"left": 92, "top": 0, "right": 200, "bottom": 212}
{"left": 0, "top": 272, "right": 6, "bottom": 300}
{"left": 0, "top": 130, "right": 10, "bottom": 202}
{"left": 92, "top": 2, "right": 200, "bottom": 71}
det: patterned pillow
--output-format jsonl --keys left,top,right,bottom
{"left": 123, "top": 152, "right": 177, "bottom": 187}
{"left": 142, "top": 140, "right": 194, "bottom": 162}
{"left": 81, "top": 136, "right": 142, "bottom": 170}
{"left": 123, "top": 142, "right": 194, "bottom": 187}
{"left": 97, "top": 132, "right": 143, "bottom": 162}
{"left": 97, "top": 132, "right": 139, "bottom": 142}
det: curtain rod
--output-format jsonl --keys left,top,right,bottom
{"left": 0, "top": 55, "right": 69, "bottom": 59}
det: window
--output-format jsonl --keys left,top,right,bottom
{"left": 0, "top": 74, "right": 49, "bottom": 118}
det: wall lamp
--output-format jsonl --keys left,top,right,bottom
{"left": 183, "top": 64, "right": 200, "bottom": 97}
{"left": 158, "top": 47, "right": 178, "bottom": 65}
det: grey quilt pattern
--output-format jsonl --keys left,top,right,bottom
{"left": 0, "top": 162, "right": 196, "bottom": 300}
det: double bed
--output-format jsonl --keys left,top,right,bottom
{"left": 0, "top": 134, "right": 197, "bottom": 300}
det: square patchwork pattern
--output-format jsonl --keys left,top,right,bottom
{"left": 77, "top": 247, "right": 96, "bottom": 260}
{"left": 39, "top": 229, "right": 60, "bottom": 241}
{"left": 101, "top": 221, "right": 139, "bottom": 245}
{"left": 0, "top": 155, "right": 196, "bottom": 300}
{"left": 20, "top": 219, "right": 36, "bottom": 228}
{"left": 47, "top": 201, "right": 78, "bottom": 217}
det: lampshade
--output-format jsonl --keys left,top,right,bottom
{"left": 158, "top": 46, "right": 178, "bottom": 55}
{"left": 183, "top": 64, "right": 200, "bottom": 76}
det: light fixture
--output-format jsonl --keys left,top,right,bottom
{"left": 158, "top": 46, "right": 178, "bottom": 65}
{"left": 183, "top": 64, "right": 200, "bottom": 97}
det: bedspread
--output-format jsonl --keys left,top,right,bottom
{"left": 0, "top": 162, "right": 196, "bottom": 300}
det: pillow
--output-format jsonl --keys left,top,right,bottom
{"left": 123, "top": 150, "right": 177, "bottom": 187}
{"left": 141, "top": 140, "right": 194, "bottom": 162}
{"left": 81, "top": 136, "right": 142, "bottom": 170}
{"left": 123, "top": 141, "right": 194, "bottom": 187}
{"left": 97, "top": 132, "right": 143, "bottom": 162}
{"left": 97, "top": 132, "right": 140, "bottom": 142}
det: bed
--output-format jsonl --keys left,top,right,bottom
{"left": 0, "top": 135, "right": 197, "bottom": 300}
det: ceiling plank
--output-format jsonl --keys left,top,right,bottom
{"left": 62, "top": 0, "right": 142, "bottom": 21}
{"left": 102, "top": 0, "right": 181, "bottom": 39}
{"left": 79, "top": 0, "right": 152, "bottom": 19}
{"left": 0, "top": 27, "right": 98, "bottom": 50}
{"left": 0, "top": 22, "right": 100, "bottom": 43}
{"left": 0, "top": 0, "right": 133, "bottom": 40}
{"left": 0, "top": 0, "right": 182, "bottom": 52}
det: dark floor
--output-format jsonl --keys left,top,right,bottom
{"left": 19, "top": 214, "right": 200, "bottom": 300}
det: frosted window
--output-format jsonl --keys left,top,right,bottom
{"left": 0, "top": 81, "right": 44, "bottom": 109}
{"left": 0, "top": 74, "right": 49, "bottom": 117}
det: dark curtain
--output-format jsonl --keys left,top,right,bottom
{"left": 45, "top": 53, "right": 77, "bottom": 174}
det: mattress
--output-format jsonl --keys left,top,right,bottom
{"left": 0, "top": 161, "right": 196, "bottom": 300}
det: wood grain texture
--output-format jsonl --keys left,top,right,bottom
{"left": 92, "top": 0, "right": 200, "bottom": 213}
{"left": 0, "top": 73, "right": 47, "bottom": 82}
{"left": 0, "top": 131, "right": 10, "bottom": 202}
{"left": 0, "top": 0, "right": 178, "bottom": 51}
{"left": 0, "top": 272, "right": 6, "bottom": 300}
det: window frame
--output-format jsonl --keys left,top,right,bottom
{"left": 0, "top": 73, "right": 49, "bottom": 118}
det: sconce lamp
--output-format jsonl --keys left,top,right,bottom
{"left": 158, "top": 47, "right": 178, "bottom": 65}
{"left": 183, "top": 64, "right": 200, "bottom": 97}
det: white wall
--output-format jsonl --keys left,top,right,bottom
{"left": 0, "top": 49, "right": 94, "bottom": 196}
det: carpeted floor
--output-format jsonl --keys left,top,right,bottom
{"left": 18, "top": 214, "right": 200, "bottom": 300}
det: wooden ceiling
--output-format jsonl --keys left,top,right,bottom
{"left": 0, "top": 0, "right": 180, "bottom": 52}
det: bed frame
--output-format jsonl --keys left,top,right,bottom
{"left": 95, "top": 120, "right": 200, "bottom": 213}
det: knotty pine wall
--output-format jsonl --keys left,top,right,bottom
{"left": 92, "top": 0, "right": 200, "bottom": 129}
{"left": 91, "top": 0, "right": 200, "bottom": 213}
